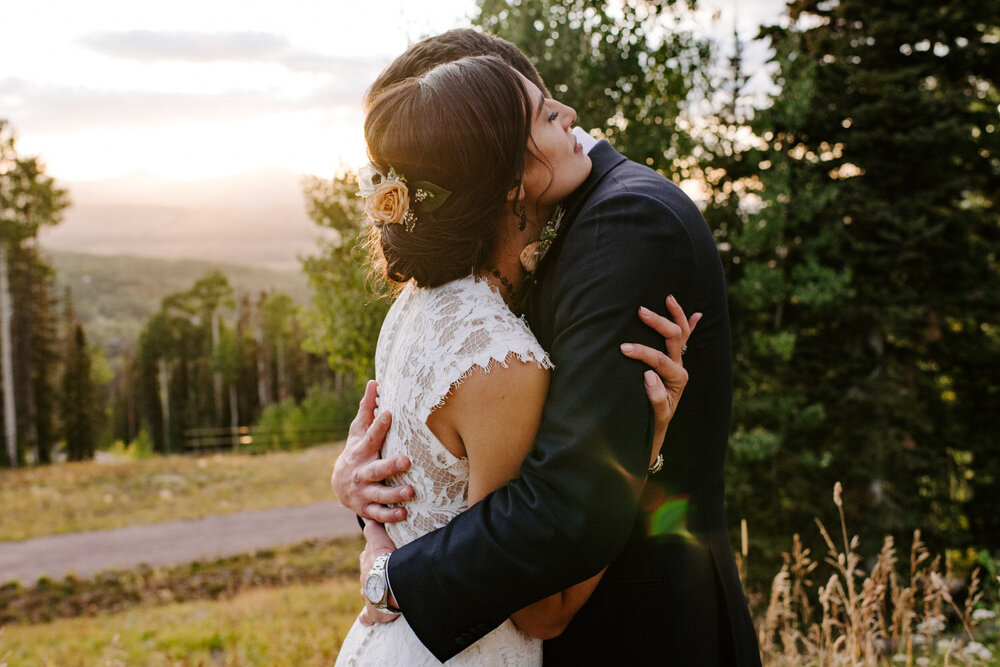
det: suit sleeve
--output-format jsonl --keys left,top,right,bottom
{"left": 387, "top": 190, "right": 699, "bottom": 661}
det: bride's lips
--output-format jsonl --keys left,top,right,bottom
{"left": 573, "top": 139, "right": 582, "bottom": 154}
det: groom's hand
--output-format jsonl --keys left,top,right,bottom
{"left": 359, "top": 521, "right": 400, "bottom": 626}
{"left": 332, "top": 380, "right": 414, "bottom": 523}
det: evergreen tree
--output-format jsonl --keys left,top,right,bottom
{"left": 13, "top": 244, "right": 62, "bottom": 464}
{"left": 723, "top": 0, "right": 1000, "bottom": 557}
{"left": 0, "top": 121, "right": 69, "bottom": 466}
{"left": 63, "top": 323, "right": 96, "bottom": 461}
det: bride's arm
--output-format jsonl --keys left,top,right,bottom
{"left": 430, "top": 355, "right": 550, "bottom": 506}
{"left": 439, "top": 351, "right": 681, "bottom": 641}
{"left": 424, "top": 300, "right": 696, "bottom": 640}
{"left": 511, "top": 297, "right": 698, "bottom": 639}
{"left": 510, "top": 569, "right": 606, "bottom": 639}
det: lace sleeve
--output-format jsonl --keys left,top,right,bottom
{"left": 416, "top": 277, "right": 552, "bottom": 419}
{"left": 375, "top": 276, "right": 553, "bottom": 549}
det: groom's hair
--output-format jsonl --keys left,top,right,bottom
{"left": 365, "top": 29, "right": 548, "bottom": 108}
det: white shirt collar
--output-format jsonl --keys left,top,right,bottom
{"left": 571, "top": 127, "right": 598, "bottom": 155}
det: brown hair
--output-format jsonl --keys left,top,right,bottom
{"left": 364, "top": 56, "right": 535, "bottom": 288}
{"left": 366, "top": 29, "right": 548, "bottom": 109}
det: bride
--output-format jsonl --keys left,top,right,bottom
{"left": 335, "top": 55, "right": 696, "bottom": 665}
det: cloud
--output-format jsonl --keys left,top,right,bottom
{"left": 78, "top": 31, "right": 292, "bottom": 63}
{"left": 77, "top": 30, "right": 389, "bottom": 75}
{"left": 1, "top": 27, "right": 391, "bottom": 135}
{"left": 0, "top": 76, "right": 371, "bottom": 134}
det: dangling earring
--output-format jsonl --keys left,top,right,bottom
{"left": 517, "top": 202, "right": 528, "bottom": 231}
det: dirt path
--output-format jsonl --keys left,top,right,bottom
{"left": 0, "top": 501, "right": 360, "bottom": 585}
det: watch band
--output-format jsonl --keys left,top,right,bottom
{"left": 366, "top": 553, "right": 394, "bottom": 612}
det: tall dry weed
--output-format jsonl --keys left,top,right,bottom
{"left": 757, "top": 483, "right": 997, "bottom": 666}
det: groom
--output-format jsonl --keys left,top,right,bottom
{"left": 334, "top": 29, "right": 761, "bottom": 665}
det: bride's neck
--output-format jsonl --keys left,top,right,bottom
{"left": 482, "top": 209, "right": 533, "bottom": 309}
{"left": 482, "top": 203, "right": 558, "bottom": 309}
{"left": 483, "top": 257, "right": 523, "bottom": 310}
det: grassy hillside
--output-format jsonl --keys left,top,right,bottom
{"left": 0, "top": 444, "right": 339, "bottom": 542}
{"left": 45, "top": 250, "right": 311, "bottom": 363}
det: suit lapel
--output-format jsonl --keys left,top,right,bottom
{"left": 556, "top": 140, "right": 627, "bottom": 235}
{"left": 523, "top": 141, "right": 627, "bottom": 333}
{"left": 533, "top": 141, "right": 626, "bottom": 279}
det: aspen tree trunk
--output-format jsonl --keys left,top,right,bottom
{"left": 158, "top": 358, "right": 171, "bottom": 453}
{"left": 212, "top": 310, "right": 223, "bottom": 424}
{"left": 256, "top": 321, "right": 271, "bottom": 407}
{"left": 0, "top": 242, "right": 17, "bottom": 466}
{"left": 229, "top": 383, "right": 239, "bottom": 450}
{"left": 276, "top": 331, "right": 286, "bottom": 401}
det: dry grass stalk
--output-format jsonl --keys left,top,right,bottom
{"left": 758, "top": 484, "right": 996, "bottom": 666}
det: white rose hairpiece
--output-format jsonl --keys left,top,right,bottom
{"left": 357, "top": 164, "right": 451, "bottom": 232}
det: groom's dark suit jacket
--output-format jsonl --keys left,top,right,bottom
{"left": 388, "top": 141, "right": 761, "bottom": 664}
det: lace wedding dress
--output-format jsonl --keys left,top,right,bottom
{"left": 335, "top": 275, "right": 551, "bottom": 666}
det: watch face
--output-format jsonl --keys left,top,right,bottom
{"left": 365, "top": 573, "right": 386, "bottom": 603}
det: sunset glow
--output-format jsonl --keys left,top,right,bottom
{"left": 4, "top": 0, "right": 478, "bottom": 181}
{"left": 4, "top": 0, "right": 783, "bottom": 183}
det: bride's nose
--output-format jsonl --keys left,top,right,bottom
{"left": 565, "top": 106, "right": 578, "bottom": 129}
{"left": 555, "top": 100, "right": 577, "bottom": 128}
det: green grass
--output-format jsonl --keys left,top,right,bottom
{"left": 0, "top": 445, "right": 342, "bottom": 542}
{"left": 1, "top": 536, "right": 364, "bottom": 626}
{"left": 0, "top": 576, "right": 361, "bottom": 666}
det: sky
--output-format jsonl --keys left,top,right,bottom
{"left": 2, "top": 0, "right": 787, "bottom": 183}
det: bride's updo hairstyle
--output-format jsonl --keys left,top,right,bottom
{"left": 363, "top": 55, "right": 534, "bottom": 288}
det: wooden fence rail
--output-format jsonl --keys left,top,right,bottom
{"left": 181, "top": 424, "right": 338, "bottom": 453}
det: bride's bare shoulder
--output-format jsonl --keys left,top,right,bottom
{"left": 428, "top": 354, "right": 549, "bottom": 499}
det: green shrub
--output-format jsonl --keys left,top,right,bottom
{"left": 251, "top": 385, "right": 362, "bottom": 451}
{"left": 103, "top": 430, "right": 155, "bottom": 460}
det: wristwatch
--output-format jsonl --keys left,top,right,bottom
{"left": 364, "top": 553, "right": 395, "bottom": 612}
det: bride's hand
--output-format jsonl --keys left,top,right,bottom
{"left": 620, "top": 295, "right": 701, "bottom": 469}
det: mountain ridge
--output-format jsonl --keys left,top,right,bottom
{"left": 41, "top": 168, "right": 334, "bottom": 271}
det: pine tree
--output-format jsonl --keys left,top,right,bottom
{"left": 63, "top": 323, "right": 96, "bottom": 461}
{"left": 13, "top": 244, "right": 62, "bottom": 464}
{"left": 724, "top": 0, "right": 1000, "bottom": 555}
{"left": 0, "top": 121, "right": 69, "bottom": 466}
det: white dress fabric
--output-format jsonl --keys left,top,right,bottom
{"left": 336, "top": 275, "right": 552, "bottom": 666}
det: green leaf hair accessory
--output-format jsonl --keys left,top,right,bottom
{"left": 411, "top": 180, "right": 451, "bottom": 214}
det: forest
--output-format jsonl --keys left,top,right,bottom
{"left": 1, "top": 0, "right": 998, "bottom": 662}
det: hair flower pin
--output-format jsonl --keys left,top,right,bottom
{"left": 358, "top": 163, "right": 451, "bottom": 232}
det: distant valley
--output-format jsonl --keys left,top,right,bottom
{"left": 40, "top": 168, "right": 335, "bottom": 271}
{"left": 35, "top": 169, "right": 330, "bottom": 364}
{"left": 47, "top": 251, "right": 311, "bottom": 366}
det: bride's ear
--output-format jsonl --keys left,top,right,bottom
{"left": 506, "top": 183, "right": 524, "bottom": 204}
